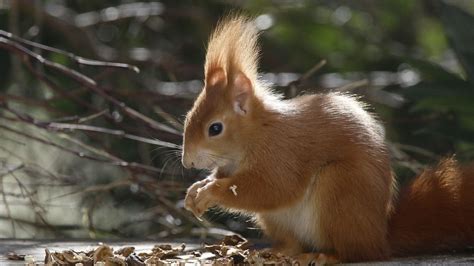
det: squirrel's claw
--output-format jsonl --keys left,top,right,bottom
{"left": 184, "top": 177, "right": 214, "bottom": 220}
{"left": 193, "top": 181, "right": 217, "bottom": 216}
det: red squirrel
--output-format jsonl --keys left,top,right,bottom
{"left": 181, "top": 15, "right": 474, "bottom": 263}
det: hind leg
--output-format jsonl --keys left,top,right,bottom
{"left": 257, "top": 215, "right": 304, "bottom": 255}
{"left": 316, "top": 163, "right": 392, "bottom": 262}
{"left": 258, "top": 215, "right": 339, "bottom": 265}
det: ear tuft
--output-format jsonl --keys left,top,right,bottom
{"left": 206, "top": 68, "right": 227, "bottom": 88}
{"left": 232, "top": 72, "right": 253, "bottom": 115}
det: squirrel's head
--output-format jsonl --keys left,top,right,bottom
{"left": 182, "top": 15, "right": 261, "bottom": 171}
{"left": 182, "top": 68, "right": 259, "bottom": 171}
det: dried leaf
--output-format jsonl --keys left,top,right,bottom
{"left": 114, "top": 246, "right": 135, "bottom": 257}
{"left": 125, "top": 253, "right": 145, "bottom": 266}
{"left": 7, "top": 251, "right": 25, "bottom": 261}
{"left": 93, "top": 245, "right": 114, "bottom": 263}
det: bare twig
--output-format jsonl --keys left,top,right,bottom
{"left": 0, "top": 214, "right": 117, "bottom": 236}
{"left": 77, "top": 109, "right": 109, "bottom": 123}
{"left": 57, "top": 133, "right": 123, "bottom": 162}
{"left": 51, "top": 123, "right": 180, "bottom": 148}
{"left": 391, "top": 142, "right": 441, "bottom": 160}
{"left": 0, "top": 163, "right": 24, "bottom": 177}
{"left": 153, "top": 106, "right": 184, "bottom": 131}
{"left": 288, "top": 59, "right": 327, "bottom": 88}
{"left": 1, "top": 103, "right": 180, "bottom": 149}
{"left": 286, "top": 59, "right": 327, "bottom": 97}
{"left": 0, "top": 35, "right": 180, "bottom": 136}
{"left": 9, "top": 171, "right": 63, "bottom": 237}
{"left": 72, "top": 2, "right": 164, "bottom": 27}
{"left": 0, "top": 93, "right": 65, "bottom": 115}
{"left": 0, "top": 146, "right": 76, "bottom": 183}
{"left": 337, "top": 79, "right": 369, "bottom": 92}
{"left": 300, "top": 59, "right": 327, "bottom": 82}
{"left": 0, "top": 135, "right": 26, "bottom": 146}
{"left": 0, "top": 29, "right": 140, "bottom": 73}
{"left": 0, "top": 190, "right": 35, "bottom": 198}
{"left": 43, "top": 110, "right": 108, "bottom": 124}
{"left": 0, "top": 163, "right": 24, "bottom": 237}
{"left": 0, "top": 123, "right": 164, "bottom": 174}
{"left": 48, "top": 178, "right": 132, "bottom": 201}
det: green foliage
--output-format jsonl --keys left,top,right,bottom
{"left": 392, "top": 1, "right": 474, "bottom": 165}
{"left": 439, "top": 0, "right": 474, "bottom": 82}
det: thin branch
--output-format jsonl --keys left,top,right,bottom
{"left": 0, "top": 163, "right": 25, "bottom": 177}
{"left": 300, "top": 59, "right": 327, "bottom": 82}
{"left": 50, "top": 123, "right": 180, "bottom": 148}
{"left": 0, "top": 135, "right": 26, "bottom": 146}
{"left": 391, "top": 142, "right": 441, "bottom": 160}
{"left": 1, "top": 103, "right": 180, "bottom": 149}
{"left": 0, "top": 124, "right": 164, "bottom": 175}
{"left": 0, "top": 29, "right": 140, "bottom": 73}
{"left": 47, "top": 178, "right": 132, "bottom": 201}
{"left": 0, "top": 163, "right": 22, "bottom": 237}
{"left": 77, "top": 109, "right": 109, "bottom": 123}
{"left": 9, "top": 172, "right": 63, "bottom": 237}
{"left": 57, "top": 133, "right": 123, "bottom": 162}
{"left": 285, "top": 59, "right": 327, "bottom": 98}
{"left": 337, "top": 79, "right": 369, "bottom": 92}
{"left": 0, "top": 146, "right": 76, "bottom": 183}
{"left": 0, "top": 190, "right": 35, "bottom": 198}
{"left": 153, "top": 106, "right": 184, "bottom": 131}
{"left": 288, "top": 59, "right": 327, "bottom": 88}
{"left": 0, "top": 93, "right": 65, "bottom": 115}
{"left": 73, "top": 2, "right": 164, "bottom": 28}
{"left": 0, "top": 36, "right": 180, "bottom": 136}
{"left": 42, "top": 110, "right": 108, "bottom": 124}
{"left": 0, "top": 215, "right": 117, "bottom": 236}
{"left": 0, "top": 36, "right": 97, "bottom": 84}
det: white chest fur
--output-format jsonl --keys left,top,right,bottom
{"left": 259, "top": 177, "right": 322, "bottom": 250}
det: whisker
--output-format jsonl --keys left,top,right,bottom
{"left": 151, "top": 146, "right": 181, "bottom": 154}
{"left": 152, "top": 149, "right": 182, "bottom": 162}
{"left": 159, "top": 155, "right": 175, "bottom": 180}
{"left": 169, "top": 157, "right": 183, "bottom": 181}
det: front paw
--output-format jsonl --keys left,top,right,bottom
{"left": 193, "top": 181, "right": 219, "bottom": 217}
{"left": 184, "top": 178, "right": 211, "bottom": 214}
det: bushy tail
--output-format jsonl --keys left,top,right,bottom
{"left": 388, "top": 157, "right": 474, "bottom": 256}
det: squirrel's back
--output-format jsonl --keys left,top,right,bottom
{"left": 253, "top": 92, "right": 388, "bottom": 167}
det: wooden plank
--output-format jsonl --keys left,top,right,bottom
{"left": 1, "top": 239, "right": 474, "bottom": 265}
{"left": 0, "top": 239, "right": 199, "bottom": 265}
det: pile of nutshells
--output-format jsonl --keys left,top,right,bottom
{"left": 43, "top": 243, "right": 187, "bottom": 266}
{"left": 39, "top": 235, "right": 297, "bottom": 265}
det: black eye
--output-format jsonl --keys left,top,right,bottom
{"left": 208, "top": 122, "right": 223, "bottom": 137}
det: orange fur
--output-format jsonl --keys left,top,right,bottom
{"left": 182, "top": 15, "right": 474, "bottom": 263}
{"left": 389, "top": 158, "right": 474, "bottom": 256}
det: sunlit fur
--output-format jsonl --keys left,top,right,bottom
{"left": 182, "top": 15, "right": 474, "bottom": 263}
{"left": 204, "top": 15, "right": 260, "bottom": 88}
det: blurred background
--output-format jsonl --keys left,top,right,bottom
{"left": 0, "top": 0, "right": 473, "bottom": 240}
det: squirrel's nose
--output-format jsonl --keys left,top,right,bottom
{"left": 182, "top": 157, "right": 194, "bottom": 169}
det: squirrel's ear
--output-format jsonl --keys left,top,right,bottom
{"left": 232, "top": 72, "right": 253, "bottom": 115}
{"left": 205, "top": 68, "right": 227, "bottom": 88}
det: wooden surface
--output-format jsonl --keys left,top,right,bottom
{"left": 0, "top": 239, "right": 200, "bottom": 265}
{"left": 1, "top": 239, "right": 474, "bottom": 265}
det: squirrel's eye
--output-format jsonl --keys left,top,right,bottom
{"left": 208, "top": 122, "right": 223, "bottom": 137}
